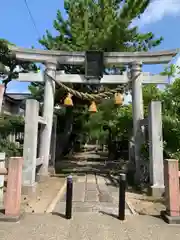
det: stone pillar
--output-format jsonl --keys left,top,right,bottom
{"left": 0, "top": 84, "right": 5, "bottom": 112}
{"left": 128, "top": 137, "right": 135, "bottom": 163}
{"left": 164, "top": 159, "right": 180, "bottom": 217}
{"left": 22, "top": 99, "right": 39, "bottom": 194}
{"left": 0, "top": 153, "right": 5, "bottom": 206}
{"left": 5, "top": 157, "right": 23, "bottom": 218}
{"left": 130, "top": 61, "right": 144, "bottom": 182}
{"left": 148, "top": 101, "right": 164, "bottom": 197}
{"left": 49, "top": 115, "right": 57, "bottom": 174}
{"left": 38, "top": 61, "right": 57, "bottom": 178}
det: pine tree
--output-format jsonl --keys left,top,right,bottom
{"left": 40, "top": 0, "right": 162, "bottom": 52}
{"left": 29, "top": 0, "right": 164, "bottom": 159}
{"left": 0, "top": 39, "right": 38, "bottom": 91}
{"left": 30, "top": 0, "right": 163, "bottom": 101}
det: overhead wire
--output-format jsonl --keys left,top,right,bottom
{"left": 23, "top": 0, "right": 41, "bottom": 39}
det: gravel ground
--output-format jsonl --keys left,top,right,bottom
{"left": 126, "top": 191, "right": 166, "bottom": 215}
{"left": 21, "top": 176, "right": 65, "bottom": 213}
{"left": 0, "top": 213, "right": 180, "bottom": 240}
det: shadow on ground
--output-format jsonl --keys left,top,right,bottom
{"left": 99, "top": 210, "right": 120, "bottom": 220}
{"left": 54, "top": 150, "right": 164, "bottom": 205}
{"left": 52, "top": 212, "right": 67, "bottom": 219}
{"left": 54, "top": 150, "right": 132, "bottom": 191}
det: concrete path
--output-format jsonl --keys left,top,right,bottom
{"left": 1, "top": 174, "right": 180, "bottom": 239}
{"left": 1, "top": 213, "right": 180, "bottom": 240}
{"left": 53, "top": 174, "right": 132, "bottom": 216}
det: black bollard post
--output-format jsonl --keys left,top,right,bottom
{"left": 118, "top": 173, "right": 126, "bottom": 221}
{"left": 65, "top": 175, "right": 73, "bottom": 219}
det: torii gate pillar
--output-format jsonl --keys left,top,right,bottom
{"left": 130, "top": 61, "right": 144, "bottom": 183}
{"left": 38, "top": 61, "right": 57, "bottom": 179}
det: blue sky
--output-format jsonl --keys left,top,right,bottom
{"left": 1, "top": 0, "right": 180, "bottom": 94}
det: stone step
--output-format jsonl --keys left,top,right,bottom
{"left": 57, "top": 169, "right": 111, "bottom": 174}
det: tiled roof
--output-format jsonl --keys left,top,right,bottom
{"left": 5, "top": 93, "right": 31, "bottom": 101}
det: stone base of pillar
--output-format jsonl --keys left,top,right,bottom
{"left": 36, "top": 173, "right": 50, "bottom": 182}
{"left": 161, "top": 211, "right": 180, "bottom": 224}
{"left": 48, "top": 166, "right": 55, "bottom": 175}
{"left": 0, "top": 209, "right": 24, "bottom": 222}
{"left": 150, "top": 185, "right": 165, "bottom": 198}
{"left": 22, "top": 183, "right": 37, "bottom": 196}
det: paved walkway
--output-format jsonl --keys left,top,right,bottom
{"left": 1, "top": 174, "right": 180, "bottom": 239}
{"left": 53, "top": 174, "right": 132, "bottom": 215}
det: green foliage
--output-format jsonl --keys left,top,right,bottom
{"left": 163, "top": 114, "right": 180, "bottom": 155}
{"left": 143, "top": 84, "right": 162, "bottom": 114}
{"left": 0, "top": 115, "right": 24, "bottom": 158}
{"left": 85, "top": 83, "right": 162, "bottom": 144}
{"left": 28, "top": 82, "right": 45, "bottom": 102}
{"left": 160, "top": 66, "right": 180, "bottom": 158}
{"left": 40, "top": 0, "right": 162, "bottom": 53}
{"left": 0, "top": 139, "right": 23, "bottom": 158}
{"left": 0, "top": 114, "right": 24, "bottom": 136}
{"left": 85, "top": 70, "right": 180, "bottom": 163}
{"left": 30, "top": 0, "right": 163, "bottom": 101}
{"left": 28, "top": 1, "right": 164, "bottom": 156}
{"left": 0, "top": 38, "right": 39, "bottom": 89}
{"left": 84, "top": 98, "right": 133, "bottom": 144}
{"left": 0, "top": 39, "right": 28, "bottom": 157}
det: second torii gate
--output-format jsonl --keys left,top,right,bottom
{"left": 9, "top": 46, "right": 178, "bottom": 189}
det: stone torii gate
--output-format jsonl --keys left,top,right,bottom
{"left": 10, "top": 46, "right": 178, "bottom": 184}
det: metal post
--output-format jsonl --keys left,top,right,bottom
{"left": 65, "top": 175, "right": 73, "bottom": 219}
{"left": 118, "top": 173, "right": 126, "bottom": 220}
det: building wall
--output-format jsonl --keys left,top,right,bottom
{"left": 1, "top": 97, "right": 25, "bottom": 145}
{"left": 3, "top": 99, "right": 24, "bottom": 116}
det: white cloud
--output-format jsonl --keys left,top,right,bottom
{"left": 134, "top": 0, "right": 180, "bottom": 28}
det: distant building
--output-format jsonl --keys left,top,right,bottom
{"left": 2, "top": 93, "right": 31, "bottom": 116}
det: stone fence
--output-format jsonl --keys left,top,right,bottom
{"left": 0, "top": 156, "right": 23, "bottom": 221}
{"left": 161, "top": 159, "right": 180, "bottom": 224}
